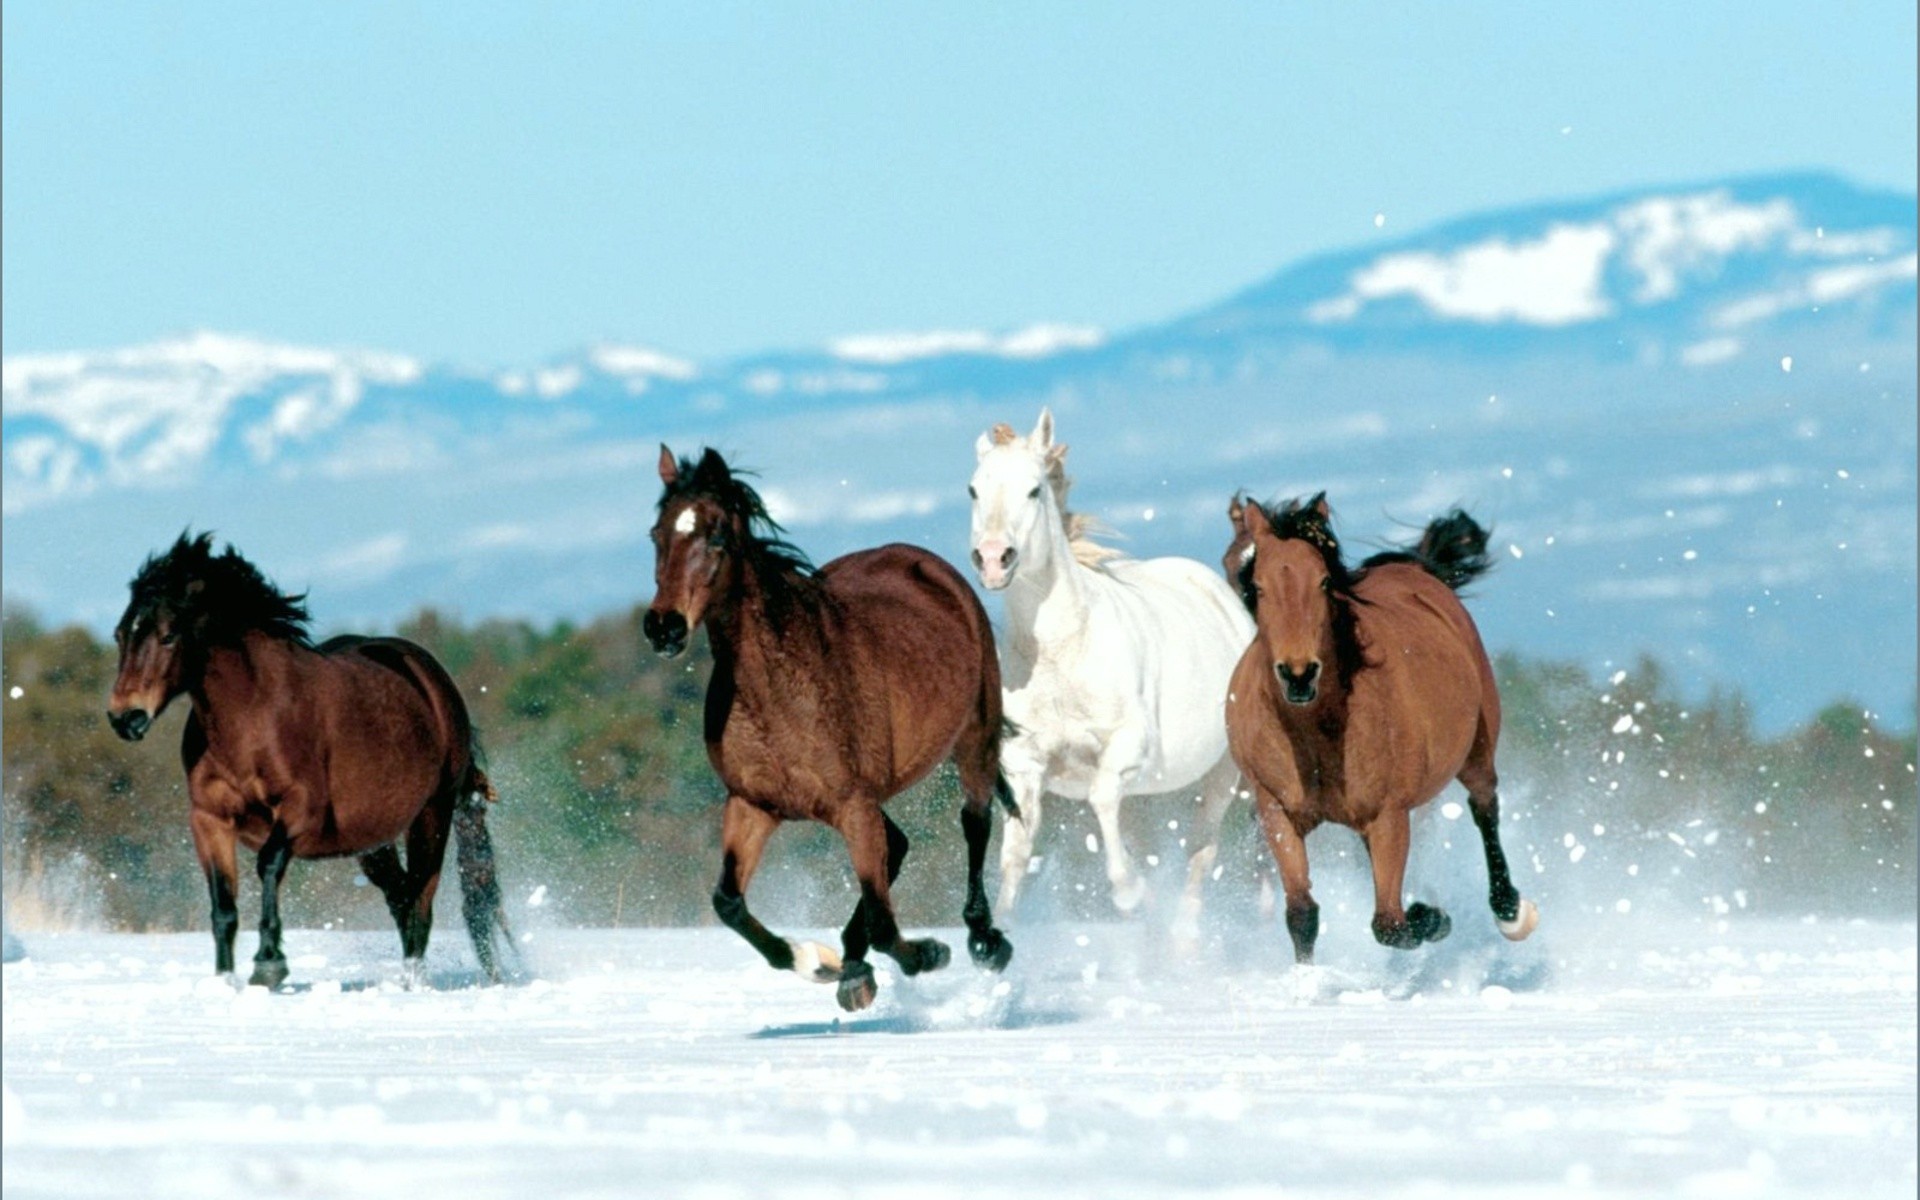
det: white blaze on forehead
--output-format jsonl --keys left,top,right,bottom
{"left": 673, "top": 508, "right": 698, "bottom": 536}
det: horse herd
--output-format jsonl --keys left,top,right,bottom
{"left": 105, "top": 408, "right": 1537, "bottom": 1012}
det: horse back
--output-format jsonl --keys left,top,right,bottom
{"left": 807, "top": 543, "right": 997, "bottom": 790}
{"left": 1352, "top": 563, "right": 1500, "bottom": 778}
{"left": 304, "top": 636, "right": 474, "bottom": 839}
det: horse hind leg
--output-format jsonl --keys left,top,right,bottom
{"left": 837, "top": 802, "right": 949, "bottom": 1012}
{"left": 1458, "top": 758, "right": 1539, "bottom": 941}
{"left": 390, "top": 799, "right": 454, "bottom": 988}
{"left": 1172, "top": 756, "right": 1243, "bottom": 950}
{"left": 951, "top": 718, "right": 1014, "bottom": 970}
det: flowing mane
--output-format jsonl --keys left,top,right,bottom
{"left": 987, "top": 421, "right": 1123, "bottom": 569}
{"left": 126, "top": 532, "right": 312, "bottom": 647}
{"left": 659, "top": 449, "right": 827, "bottom": 624}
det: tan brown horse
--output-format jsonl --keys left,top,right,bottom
{"left": 1224, "top": 494, "right": 1538, "bottom": 963}
{"left": 107, "top": 533, "right": 515, "bottom": 988}
{"left": 643, "top": 447, "right": 1013, "bottom": 1012}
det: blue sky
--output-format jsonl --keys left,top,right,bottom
{"left": 4, "top": 2, "right": 1914, "bottom": 367}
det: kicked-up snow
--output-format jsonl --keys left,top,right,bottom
{"left": 1, "top": 915, "right": 1913, "bottom": 1199}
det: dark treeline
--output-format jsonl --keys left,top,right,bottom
{"left": 2, "top": 605, "right": 1913, "bottom": 934}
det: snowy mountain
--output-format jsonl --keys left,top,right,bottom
{"left": 4, "top": 171, "right": 1914, "bottom": 731}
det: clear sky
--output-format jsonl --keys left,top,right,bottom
{"left": 4, "top": 2, "right": 1914, "bottom": 368}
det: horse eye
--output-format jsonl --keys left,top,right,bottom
{"left": 159, "top": 630, "right": 179, "bottom": 646}
{"left": 1320, "top": 577, "right": 1333, "bottom": 593}
{"left": 967, "top": 485, "right": 977, "bottom": 500}
{"left": 706, "top": 532, "right": 727, "bottom": 550}
{"left": 1027, "top": 486, "right": 1041, "bottom": 499}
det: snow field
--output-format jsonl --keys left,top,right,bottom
{"left": 2, "top": 915, "right": 1913, "bottom": 1199}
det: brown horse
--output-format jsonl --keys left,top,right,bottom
{"left": 643, "top": 447, "right": 1013, "bottom": 1012}
{"left": 106, "top": 533, "right": 515, "bottom": 988}
{"left": 1224, "top": 494, "right": 1539, "bottom": 963}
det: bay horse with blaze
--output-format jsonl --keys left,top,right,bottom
{"left": 643, "top": 447, "right": 1013, "bottom": 1012}
{"left": 1224, "top": 494, "right": 1539, "bottom": 963}
{"left": 107, "top": 533, "right": 516, "bottom": 988}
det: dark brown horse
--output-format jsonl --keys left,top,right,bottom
{"left": 643, "top": 447, "right": 1013, "bottom": 1012}
{"left": 106, "top": 533, "right": 515, "bottom": 988}
{"left": 1224, "top": 494, "right": 1539, "bottom": 963}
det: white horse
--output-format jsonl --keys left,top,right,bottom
{"left": 968, "top": 409, "right": 1255, "bottom": 931}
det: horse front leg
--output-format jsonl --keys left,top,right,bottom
{"left": 1254, "top": 788, "right": 1320, "bottom": 964}
{"left": 249, "top": 827, "right": 294, "bottom": 989}
{"left": 1363, "top": 808, "right": 1450, "bottom": 950}
{"left": 709, "top": 795, "right": 835, "bottom": 984}
{"left": 189, "top": 809, "right": 241, "bottom": 983}
{"left": 1088, "top": 768, "right": 1147, "bottom": 914}
{"left": 836, "top": 802, "right": 949, "bottom": 1013}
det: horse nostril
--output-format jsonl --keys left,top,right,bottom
{"left": 642, "top": 610, "right": 689, "bottom": 656}
{"left": 970, "top": 549, "right": 985, "bottom": 569}
{"left": 999, "top": 547, "right": 1017, "bottom": 569}
{"left": 109, "top": 708, "right": 152, "bottom": 741}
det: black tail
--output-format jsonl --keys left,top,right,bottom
{"left": 454, "top": 740, "right": 517, "bottom": 982}
{"left": 1407, "top": 509, "right": 1493, "bottom": 591}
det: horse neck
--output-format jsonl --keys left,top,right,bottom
{"left": 1002, "top": 505, "right": 1089, "bottom": 653}
{"left": 190, "top": 632, "right": 298, "bottom": 744}
{"left": 702, "top": 559, "right": 823, "bottom": 693}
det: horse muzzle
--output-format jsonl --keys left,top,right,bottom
{"left": 1275, "top": 661, "right": 1320, "bottom": 706}
{"left": 108, "top": 707, "right": 152, "bottom": 742}
{"left": 970, "top": 541, "right": 1019, "bottom": 590}
{"left": 642, "top": 609, "right": 690, "bottom": 659}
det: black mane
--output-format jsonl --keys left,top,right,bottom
{"left": 1239, "top": 493, "right": 1369, "bottom": 687}
{"left": 661, "top": 449, "right": 825, "bottom": 625}
{"left": 125, "top": 532, "right": 312, "bottom": 647}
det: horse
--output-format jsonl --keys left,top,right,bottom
{"left": 968, "top": 409, "right": 1254, "bottom": 935}
{"left": 106, "top": 533, "right": 516, "bottom": 988}
{"left": 1224, "top": 493, "right": 1539, "bottom": 964}
{"left": 642, "top": 446, "right": 1013, "bottom": 1013}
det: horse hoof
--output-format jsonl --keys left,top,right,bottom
{"left": 1110, "top": 876, "right": 1149, "bottom": 914}
{"left": 968, "top": 928, "right": 1014, "bottom": 972}
{"left": 1498, "top": 898, "right": 1540, "bottom": 942}
{"left": 248, "top": 959, "right": 289, "bottom": 990}
{"left": 837, "top": 961, "right": 877, "bottom": 1012}
{"left": 902, "top": 938, "right": 950, "bottom": 976}
{"left": 788, "top": 940, "right": 844, "bottom": 984}
{"left": 1408, "top": 903, "right": 1451, "bottom": 944}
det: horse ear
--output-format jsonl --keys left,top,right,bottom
{"left": 658, "top": 445, "right": 678, "bottom": 486}
{"left": 1239, "top": 498, "right": 1268, "bottom": 538}
{"left": 1031, "top": 407, "right": 1055, "bottom": 451}
{"left": 1045, "top": 441, "right": 1068, "bottom": 466}
{"left": 1309, "top": 492, "right": 1330, "bottom": 520}
{"left": 1227, "top": 493, "right": 1245, "bottom": 526}
{"left": 696, "top": 448, "right": 731, "bottom": 484}
{"left": 975, "top": 430, "right": 995, "bottom": 460}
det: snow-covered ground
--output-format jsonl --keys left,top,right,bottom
{"left": 2, "top": 915, "right": 1913, "bottom": 1199}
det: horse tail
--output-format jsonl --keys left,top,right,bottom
{"left": 1409, "top": 509, "right": 1494, "bottom": 591}
{"left": 453, "top": 733, "right": 516, "bottom": 982}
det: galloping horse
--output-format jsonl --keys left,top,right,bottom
{"left": 969, "top": 410, "right": 1253, "bottom": 933}
{"left": 642, "top": 447, "right": 1013, "bottom": 1012}
{"left": 1224, "top": 495, "right": 1539, "bottom": 963}
{"left": 107, "top": 533, "right": 515, "bottom": 988}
